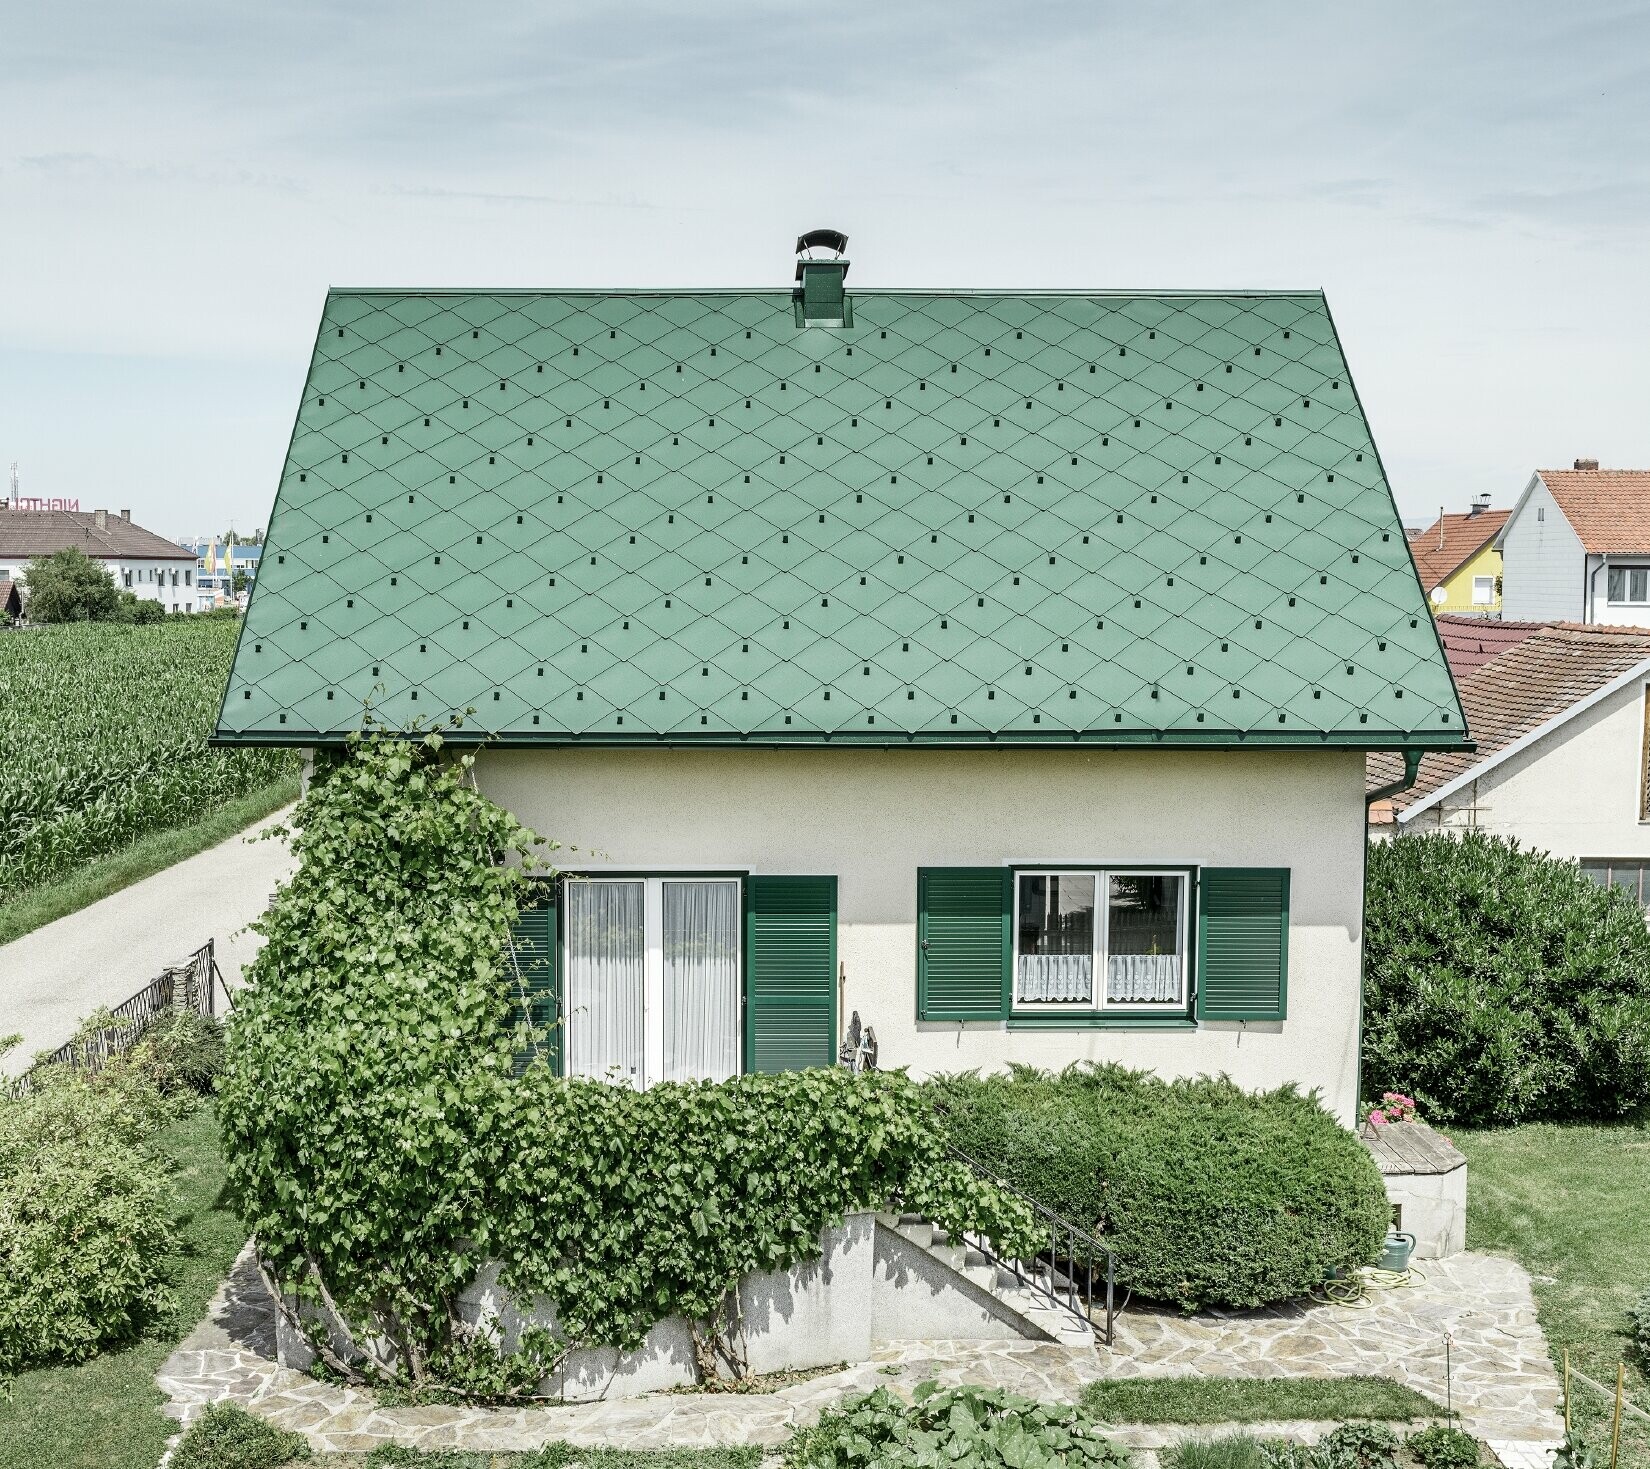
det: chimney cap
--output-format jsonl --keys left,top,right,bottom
{"left": 796, "top": 227, "right": 848, "bottom": 257}
{"left": 1574, "top": 457, "right": 1600, "bottom": 471}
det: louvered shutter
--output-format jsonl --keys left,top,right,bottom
{"left": 744, "top": 875, "right": 837, "bottom": 1072}
{"left": 917, "top": 867, "right": 1011, "bottom": 1021}
{"left": 506, "top": 883, "right": 560, "bottom": 1073}
{"left": 1196, "top": 868, "right": 1289, "bottom": 1022}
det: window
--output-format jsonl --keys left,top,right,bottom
{"left": 1581, "top": 859, "right": 1650, "bottom": 910}
{"left": 1607, "top": 566, "right": 1650, "bottom": 605}
{"left": 1471, "top": 575, "right": 1495, "bottom": 605}
{"left": 185, "top": 569, "right": 192, "bottom": 587}
{"left": 1013, "top": 869, "right": 1188, "bottom": 1009}
{"left": 563, "top": 876, "right": 740, "bottom": 1085}
{"left": 123, "top": 570, "right": 132, "bottom": 588}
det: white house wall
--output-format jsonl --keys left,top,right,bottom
{"left": 1500, "top": 477, "right": 1585, "bottom": 622}
{"left": 1401, "top": 679, "right": 1648, "bottom": 861}
{"left": 0, "top": 556, "right": 196, "bottom": 614}
{"left": 475, "top": 746, "right": 1369, "bottom": 1122}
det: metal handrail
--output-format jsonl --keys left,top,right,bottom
{"left": 6, "top": 940, "right": 221, "bottom": 1098}
{"left": 945, "top": 1139, "right": 1117, "bottom": 1346}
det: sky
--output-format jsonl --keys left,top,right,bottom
{"left": 2, "top": 1, "right": 1648, "bottom": 539}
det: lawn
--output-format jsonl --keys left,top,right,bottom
{"left": 0, "top": 1105, "right": 246, "bottom": 1469}
{"left": 1458, "top": 1120, "right": 1650, "bottom": 1462}
{"left": 1079, "top": 1374, "right": 1441, "bottom": 1425}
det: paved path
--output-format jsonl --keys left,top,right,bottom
{"left": 159, "top": 1248, "right": 1562, "bottom": 1459}
{"left": 0, "top": 808, "right": 295, "bottom": 1075}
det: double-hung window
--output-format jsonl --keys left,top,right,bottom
{"left": 562, "top": 876, "right": 741, "bottom": 1086}
{"left": 1013, "top": 869, "right": 1189, "bottom": 1011}
{"left": 1608, "top": 566, "right": 1650, "bottom": 605}
{"left": 1471, "top": 575, "right": 1495, "bottom": 606}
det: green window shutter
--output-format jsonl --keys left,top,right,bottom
{"left": 1196, "top": 868, "right": 1289, "bottom": 1022}
{"left": 744, "top": 875, "right": 837, "bottom": 1073}
{"left": 917, "top": 867, "right": 1011, "bottom": 1021}
{"left": 506, "top": 883, "right": 560, "bottom": 1074}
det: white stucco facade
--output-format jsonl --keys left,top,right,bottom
{"left": 474, "top": 745, "right": 1370, "bottom": 1122}
{"left": 1392, "top": 674, "right": 1650, "bottom": 865}
{"left": 0, "top": 554, "right": 196, "bottom": 613}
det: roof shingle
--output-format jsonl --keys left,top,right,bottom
{"left": 1535, "top": 469, "right": 1650, "bottom": 554}
{"left": 1408, "top": 510, "right": 1508, "bottom": 592}
{"left": 0, "top": 509, "right": 195, "bottom": 562}
{"left": 215, "top": 283, "right": 1467, "bottom": 749}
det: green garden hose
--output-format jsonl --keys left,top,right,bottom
{"left": 1311, "top": 1261, "right": 1428, "bottom": 1308}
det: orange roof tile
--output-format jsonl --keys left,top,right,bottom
{"left": 1407, "top": 510, "right": 1508, "bottom": 592}
{"left": 1536, "top": 469, "right": 1650, "bottom": 554}
{"left": 1433, "top": 614, "right": 1545, "bottom": 677}
{"left": 1368, "top": 621, "right": 1650, "bottom": 816}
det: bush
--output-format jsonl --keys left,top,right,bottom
{"left": 784, "top": 1383, "right": 1130, "bottom": 1469}
{"left": 22, "top": 546, "right": 121, "bottom": 622}
{"left": 130, "top": 1010, "right": 226, "bottom": 1096}
{"left": 1630, "top": 1287, "right": 1650, "bottom": 1367}
{"left": 170, "top": 1404, "right": 311, "bottom": 1468}
{"left": 1365, "top": 833, "right": 1650, "bottom": 1124}
{"left": 929, "top": 1064, "right": 1391, "bottom": 1310}
{"left": 1316, "top": 1424, "right": 1399, "bottom": 1469}
{"left": 1404, "top": 1426, "right": 1479, "bottom": 1469}
{"left": 221, "top": 725, "right": 1036, "bottom": 1393}
{"left": 0, "top": 1066, "right": 175, "bottom": 1375}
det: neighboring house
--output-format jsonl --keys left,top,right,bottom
{"left": 0, "top": 506, "right": 199, "bottom": 613}
{"left": 212, "top": 233, "right": 1468, "bottom": 1122}
{"left": 0, "top": 575, "right": 22, "bottom": 622}
{"left": 1497, "top": 460, "right": 1650, "bottom": 624}
{"left": 1407, "top": 497, "right": 1507, "bottom": 616}
{"left": 1369, "top": 621, "right": 1650, "bottom": 905}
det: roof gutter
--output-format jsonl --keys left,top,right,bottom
{"left": 1366, "top": 748, "right": 1423, "bottom": 807}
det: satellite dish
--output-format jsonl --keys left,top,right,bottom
{"left": 1430, "top": 586, "right": 1448, "bottom": 605}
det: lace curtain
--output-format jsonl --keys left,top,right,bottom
{"left": 663, "top": 880, "right": 740, "bottom": 1083}
{"left": 1015, "top": 953, "right": 1094, "bottom": 1003}
{"left": 1105, "top": 953, "right": 1183, "bottom": 1003}
{"left": 565, "top": 881, "right": 646, "bottom": 1084}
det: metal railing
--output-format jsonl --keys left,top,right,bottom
{"left": 947, "top": 1141, "right": 1117, "bottom": 1346}
{"left": 6, "top": 940, "right": 224, "bottom": 1098}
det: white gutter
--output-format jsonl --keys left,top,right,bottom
{"left": 1399, "top": 655, "right": 1650, "bottom": 823}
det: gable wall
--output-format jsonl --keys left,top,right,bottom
{"left": 1434, "top": 540, "right": 1503, "bottom": 615}
{"left": 1501, "top": 479, "right": 1585, "bottom": 621}
{"left": 476, "top": 744, "right": 1369, "bottom": 1121}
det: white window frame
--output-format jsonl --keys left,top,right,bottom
{"left": 1011, "top": 867, "right": 1191, "bottom": 1013}
{"left": 1607, "top": 564, "right": 1650, "bottom": 606}
{"left": 563, "top": 874, "right": 742, "bottom": 1086}
{"left": 1470, "top": 575, "right": 1495, "bottom": 606}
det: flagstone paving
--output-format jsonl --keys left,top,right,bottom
{"left": 158, "top": 1246, "right": 1562, "bottom": 1461}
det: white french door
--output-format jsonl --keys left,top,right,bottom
{"left": 563, "top": 877, "right": 741, "bottom": 1086}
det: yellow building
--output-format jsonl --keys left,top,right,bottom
{"left": 1409, "top": 500, "right": 1508, "bottom": 616}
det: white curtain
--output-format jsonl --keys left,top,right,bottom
{"left": 1105, "top": 953, "right": 1183, "bottom": 1004}
{"left": 663, "top": 881, "right": 740, "bottom": 1083}
{"left": 565, "top": 881, "right": 646, "bottom": 1084}
{"left": 1016, "top": 953, "right": 1094, "bottom": 1003}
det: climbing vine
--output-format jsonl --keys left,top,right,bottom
{"left": 219, "top": 724, "right": 1035, "bottom": 1398}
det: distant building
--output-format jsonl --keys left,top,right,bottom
{"left": 0, "top": 506, "right": 198, "bottom": 613}
{"left": 1407, "top": 496, "right": 1508, "bottom": 617}
{"left": 1496, "top": 460, "right": 1650, "bottom": 624}
{"left": 189, "top": 540, "right": 262, "bottom": 610}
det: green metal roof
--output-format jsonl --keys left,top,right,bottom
{"left": 215, "top": 284, "right": 1468, "bottom": 748}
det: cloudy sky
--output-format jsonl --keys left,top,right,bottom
{"left": 3, "top": 2, "right": 1647, "bottom": 538}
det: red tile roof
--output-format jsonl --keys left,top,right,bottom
{"left": 0, "top": 509, "right": 194, "bottom": 562}
{"left": 1407, "top": 510, "right": 1509, "bottom": 592}
{"left": 1368, "top": 621, "right": 1650, "bottom": 821}
{"left": 1433, "top": 614, "right": 1545, "bottom": 678}
{"left": 1536, "top": 469, "right": 1650, "bottom": 554}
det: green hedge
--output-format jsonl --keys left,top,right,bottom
{"left": 928, "top": 1064, "right": 1390, "bottom": 1310}
{"left": 1365, "top": 832, "right": 1650, "bottom": 1124}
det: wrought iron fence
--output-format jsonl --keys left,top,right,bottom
{"left": 948, "top": 1141, "right": 1117, "bottom": 1346}
{"left": 6, "top": 940, "right": 224, "bottom": 1098}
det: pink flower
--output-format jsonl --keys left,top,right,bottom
{"left": 1368, "top": 1110, "right": 1388, "bottom": 1128}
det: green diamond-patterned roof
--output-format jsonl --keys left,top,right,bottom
{"left": 214, "top": 286, "right": 1468, "bottom": 748}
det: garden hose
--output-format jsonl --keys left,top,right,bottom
{"left": 1311, "top": 1260, "right": 1427, "bottom": 1308}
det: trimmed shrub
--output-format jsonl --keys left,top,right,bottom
{"left": 929, "top": 1064, "right": 1391, "bottom": 1310}
{"left": 1365, "top": 832, "right": 1650, "bottom": 1124}
{"left": 784, "top": 1383, "right": 1130, "bottom": 1469}
{"left": 0, "top": 1066, "right": 175, "bottom": 1375}
{"left": 169, "top": 1404, "right": 311, "bottom": 1468}
{"left": 1630, "top": 1287, "right": 1650, "bottom": 1367}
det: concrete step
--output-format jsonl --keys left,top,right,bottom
{"left": 895, "top": 1220, "right": 934, "bottom": 1249}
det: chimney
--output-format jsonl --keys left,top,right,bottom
{"left": 120, "top": 508, "right": 131, "bottom": 521}
{"left": 1469, "top": 492, "right": 1491, "bottom": 517}
{"left": 794, "top": 228, "right": 851, "bottom": 326}
{"left": 1575, "top": 457, "right": 1600, "bottom": 471}
{"left": 94, "top": 508, "right": 107, "bottom": 529}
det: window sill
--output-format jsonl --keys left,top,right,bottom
{"left": 1007, "top": 1013, "right": 1198, "bottom": 1031}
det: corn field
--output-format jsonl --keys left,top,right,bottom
{"left": 0, "top": 620, "right": 298, "bottom": 901}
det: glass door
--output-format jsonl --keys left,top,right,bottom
{"left": 564, "top": 876, "right": 741, "bottom": 1086}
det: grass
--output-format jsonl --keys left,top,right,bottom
{"left": 0, "top": 1105, "right": 246, "bottom": 1469}
{"left": 0, "top": 772, "right": 298, "bottom": 947}
{"left": 1079, "top": 1374, "right": 1441, "bottom": 1425}
{"left": 1457, "top": 1120, "right": 1650, "bottom": 1464}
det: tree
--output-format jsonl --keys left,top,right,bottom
{"left": 22, "top": 548, "right": 120, "bottom": 623}
{"left": 116, "top": 591, "right": 165, "bottom": 624}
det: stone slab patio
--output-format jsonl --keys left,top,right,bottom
{"left": 158, "top": 1245, "right": 1563, "bottom": 1462}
